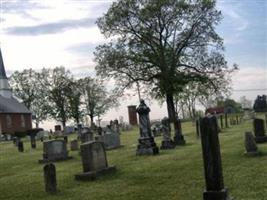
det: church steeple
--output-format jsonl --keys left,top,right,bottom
{"left": 0, "top": 48, "right": 12, "bottom": 98}
{"left": 0, "top": 48, "right": 7, "bottom": 79}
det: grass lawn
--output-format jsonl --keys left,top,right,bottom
{"left": 0, "top": 114, "right": 267, "bottom": 200}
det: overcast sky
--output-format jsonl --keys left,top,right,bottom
{"left": 0, "top": 0, "right": 266, "bottom": 126}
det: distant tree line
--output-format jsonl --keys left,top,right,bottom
{"left": 10, "top": 67, "right": 118, "bottom": 128}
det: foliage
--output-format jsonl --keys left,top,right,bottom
{"left": 94, "top": 0, "right": 237, "bottom": 133}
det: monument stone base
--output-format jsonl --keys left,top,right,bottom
{"left": 75, "top": 166, "right": 116, "bottom": 181}
{"left": 244, "top": 151, "right": 261, "bottom": 156}
{"left": 160, "top": 140, "right": 176, "bottom": 149}
{"left": 173, "top": 134, "right": 186, "bottom": 145}
{"left": 136, "top": 137, "right": 159, "bottom": 155}
{"left": 203, "top": 188, "right": 233, "bottom": 200}
{"left": 254, "top": 136, "right": 267, "bottom": 143}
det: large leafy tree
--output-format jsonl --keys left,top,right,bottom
{"left": 94, "top": 0, "right": 237, "bottom": 136}
{"left": 80, "top": 77, "right": 118, "bottom": 126}
{"left": 10, "top": 69, "right": 49, "bottom": 128}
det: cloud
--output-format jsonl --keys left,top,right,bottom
{"left": 66, "top": 42, "right": 98, "bottom": 56}
{"left": 5, "top": 17, "right": 97, "bottom": 36}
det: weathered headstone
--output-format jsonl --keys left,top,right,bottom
{"left": 173, "top": 117, "right": 186, "bottom": 145}
{"left": 75, "top": 141, "right": 116, "bottom": 181}
{"left": 18, "top": 141, "right": 24, "bottom": 152}
{"left": 70, "top": 139, "right": 79, "bottom": 151}
{"left": 39, "top": 140, "right": 72, "bottom": 163}
{"left": 244, "top": 132, "right": 260, "bottom": 156}
{"left": 30, "top": 135, "right": 36, "bottom": 149}
{"left": 80, "top": 128, "right": 93, "bottom": 143}
{"left": 160, "top": 117, "right": 175, "bottom": 149}
{"left": 136, "top": 99, "right": 159, "bottom": 155}
{"left": 200, "top": 116, "right": 232, "bottom": 200}
{"left": 253, "top": 118, "right": 267, "bottom": 143}
{"left": 113, "top": 119, "right": 120, "bottom": 134}
{"left": 44, "top": 163, "right": 57, "bottom": 194}
{"left": 225, "top": 113, "right": 229, "bottom": 128}
{"left": 103, "top": 130, "right": 121, "bottom": 150}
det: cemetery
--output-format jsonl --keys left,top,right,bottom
{"left": 0, "top": 0, "right": 266, "bottom": 200}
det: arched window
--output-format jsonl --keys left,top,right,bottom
{"left": 6, "top": 115, "right": 12, "bottom": 128}
{"left": 21, "top": 115, "right": 25, "bottom": 128}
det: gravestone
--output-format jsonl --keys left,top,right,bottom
{"left": 253, "top": 118, "right": 267, "bottom": 143}
{"left": 30, "top": 135, "right": 36, "bottom": 149}
{"left": 200, "top": 116, "right": 232, "bottom": 200}
{"left": 75, "top": 141, "right": 116, "bottom": 181}
{"left": 44, "top": 163, "right": 57, "bottom": 194}
{"left": 113, "top": 119, "right": 120, "bottom": 134}
{"left": 160, "top": 117, "right": 175, "bottom": 149}
{"left": 136, "top": 99, "right": 159, "bottom": 155}
{"left": 39, "top": 140, "right": 72, "bottom": 163}
{"left": 196, "top": 119, "right": 200, "bottom": 138}
{"left": 70, "top": 139, "right": 79, "bottom": 151}
{"left": 225, "top": 113, "right": 229, "bottom": 128}
{"left": 103, "top": 130, "right": 121, "bottom": 150}
{"left": 63, "top": 136, "right": 68, "bottom": 143}
{"left": 80, "top": 128, "right": 93, "bottom": 143}
{"left": 173, "top": 117, "right": 186, "bottom": 145}
{"left": 244, "top": 132, "right": 260, "bottom": 156}
{"left": 18, "top": 141, "right": 24, "bottom": 152}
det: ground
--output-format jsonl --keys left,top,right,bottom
{"left": 0, "top": 114, "right": 267, "bottom": 200}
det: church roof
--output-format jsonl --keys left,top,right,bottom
{"left": 0, "top": 48, "right": 7, "bottom": 79}
{"left": 0, "top": 96, "right": 31, "bottom": 114}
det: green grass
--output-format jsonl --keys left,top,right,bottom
{"left": 1, "top": 115, "right": 267, "bottom": 200}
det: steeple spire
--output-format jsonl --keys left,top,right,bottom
{"left": 0, "top": 48, "right": 12, "bottom": 98}
{"left": 0, "top": 48, "right": 7, "bottom": 79}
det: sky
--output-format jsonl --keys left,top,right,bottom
{"left": 0, "top": 0, "right": 266, "bottom": 128}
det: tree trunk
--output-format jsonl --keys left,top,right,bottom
{"left": 166, "top": 93, "right": 177, "bottom": 131}
{"left": 89, "top": 115, "right": 94, "bottom": 127}
{"left": 35, "top": 121, "right": 39, "bottom": 128}
{"left": 62, "top": 120, "right": 66, "bottom": 128}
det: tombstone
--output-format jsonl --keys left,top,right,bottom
{"left": 225, "top": 113, "right": 229, "bottom": 128}
{"left": 113, "top": 119, "right": 120, "bottom": 134}
{"left": 253, "top": 118, "right": 267, "bottom": 143}
{"left": 18, "top": 141, "right": 24, "bottom": 152}
{"left": 160, "top": 117, "right": 175, "bottom": 149}
{"left": 70, "top": 139, "right": 79, "bottom": 151}
{"left": 75, "top": 141, "right": 116, "bottom": 181}
{"left": 30, "top": 135, "right": 36, "bottom": 149}
{"left": 253, "top": 95, "right": 267, "bottom": 112}
{"left": 97, "top": 126, "right": 103, "bottom": 136}
{"left": 44, "top": 163, "right": 57, "bottom": 194}
{"left": 39, "top": 140, "right": 72, "bottom": 163}
{"left": 244, "top": 132, "right": 260, "bottom": 156}
{"left": 220, "top": 115, "right": 224, "bottom": 129}
{"left": 80, "top": 128, "right": 93, "bottom": 143}
{"left": 200, "top": 116, "right": 232, "bottom": 200}
{"left": 173, "top": 117, "right": 186, "bottom": 145}
{"left": 102, "top": 129, "right": 121, "bottom": 150}
{"left": 136, "top": 99, "right": 159, "bottom": 155}
{"left": 63, "top": 136, "right": 68, "bottom": 143}
{"left": 196, "top": 119, "right": 200, "bottom": 138}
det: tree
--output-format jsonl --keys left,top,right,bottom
{"left": 10, "top": 69, "right": 49, "bottom": 128}
{"left": 41, "top": 67, "right": 72, "bottom": 128}
{"left": 80, "top": 77, "right": 118, "bottom": 126}
{"left": 94, "top": 0, "right": 237, "bottom": 136}
{"left": 239, "top": 96, "right": 252, "bottom": 109}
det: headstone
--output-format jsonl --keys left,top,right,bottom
{"left": 253, "top": 95, "right": 267, "bottom": 112}
{"left": 200, "top": 116, "right": 232, "bottom": 200}
{"left": 31, "top": 135, "right": 36, "bottom": 149}
{"left": 253, "top": 118, "right": 267, "bottom": 143}
{"left": 39, "top": 140, "right": 72, "bottom": 163}
{"left": 136, "top": 99, "right": 159, "bottom": 155}
{"left": 80, "top": 128, "right": 93, "bottom": 143}
{"left": 173, "top": 117, "right": 186, "bottom": 145}
{"left": 102, "top": 129, "right": 121, "bottom": 150}
{"left": 70, "top": 139, "right": 79, "bottom": 151}
{"left": 225, "top": 113, "right": 229, "bottom": 128}
{"left": 63, "top": 136, "right": 68, "bottom": 143}
{"left": 75, "top": 141, "right": 116, "bottom": 181}
{"left": 160, "top": 117, "right": 175, "bottom": 149}
{"left": 18, "top": 141, "right": 24, "bottom": 152}
{"left": 220, "top": 115, "right": 224, "bottom": 129}
{"left": 44, "top": 163, "right": 57, "bottom": 194}
{"left": 196, "top": 119, "right": 200, "bottom": 138}
{"left": 244, "top": 132, "right": 260, "bottom": 156}
{"left": 113, "top": 119, "right": 120, "bottom": 134}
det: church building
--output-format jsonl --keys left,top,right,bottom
{"left": 0, "top": 48, "right": 32, "bottom": 135}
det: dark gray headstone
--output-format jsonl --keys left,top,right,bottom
{"left": 253, "top": 118, "right": 267, "bottom": 143}
{"left": 160, "top": 117, "right": 175, "bottom": 149}
{"left": 173, "top": 117, "right": 186, "bottom": 145}
{"left": 39, "top": 140, "right": 72, "bottom": 163}
{"left": 70, "top": 139, "right": 79, "bottom": 151}
{"left": 44, "top": 163, "right": 57, "bottom": 194}
{"left": 136, "top": 99, "right": 159, "bottom": 155}
{"left": 18, "top": 141, "right": 24, "bottom": 152}
{"left": 244, "top": 132, "right": 259, "bottom": 156}
{"left": 75, "top": 141, "right": 116, "bottom": 181}
{"left": 200, "top": 116, "right": 232, "bottom": 200}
